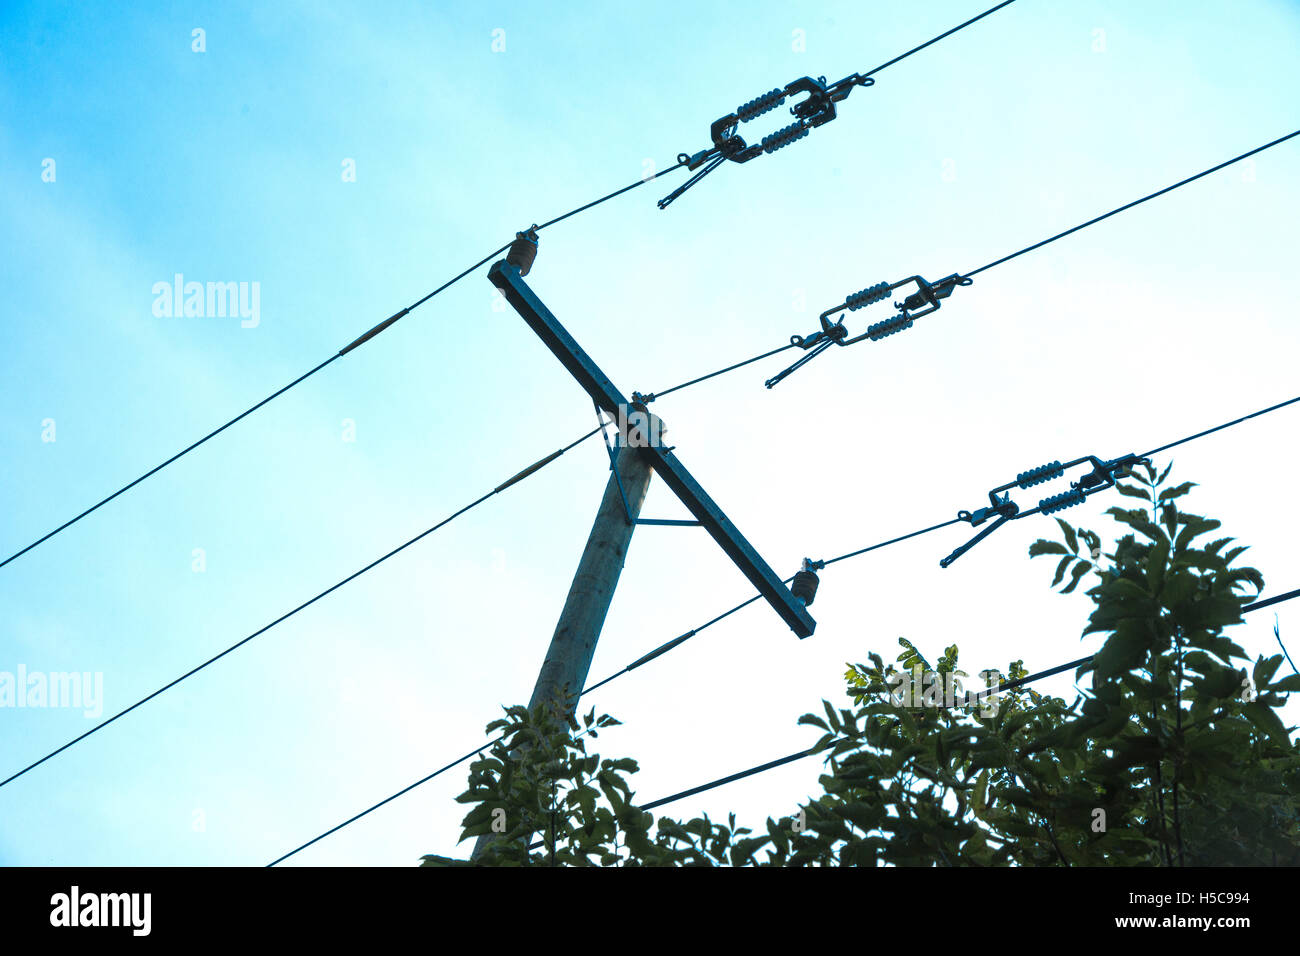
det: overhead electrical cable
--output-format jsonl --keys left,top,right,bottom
{"left": 961, "top": 129, "right": 1300, "bottom": 280}
{"left": 766, "top": 129, "right": 1300, "bottom": 387}
{"left": 660, "top": 0, "right": 1021, "bottom": 208}
{"left": 941, "top": 392, "right": 1300, "bottom": 565}
{"left": 269, "top": 389, "right": 1300, "bottom": 860}
{"left": 0, "top": 427, "right": 603, "bottom": 791}
{"left": 291, "top": 586, "right": 1299, "bottom": 865}
{"left": 1, "top": 164, "right": 686, "bottom": 571}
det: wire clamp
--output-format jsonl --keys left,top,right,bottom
{"left": 942, "top": 492, "right": 1020, "bottom": 569}
{"left": 958, "top": 491, "right": 1020, "bottom": 528}
{"left": 763, "top": 324, "right": 846, "bottom": 389}
{"left": 789, "top": 322, "right": 847, "bottom": 351}
{"left": 1072, "top": 453, "right": 1148, "bottom": 493}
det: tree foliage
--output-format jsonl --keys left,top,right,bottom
{"left": 424, "top": 464, "right": 1300, "bottom": 866}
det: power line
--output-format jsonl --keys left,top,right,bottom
{"left": 534, "top": 165, "right": 681, "bottom": 231}
{"left": 634, "top": 342, "right": 800, "bottom": 404}
{"left": 580, "top": 577, "right": 795, "bottom": 697}
{"left": 269, "top": 72, "right": 1294, "bottom": 873}
{"left": 527, "top": 587, "right": 1300, "bottom": 853}
{"left": 268, "top": 518, "right": 965, "bottom": 863}
{"left": 1250, "top": 587, "right": 1300, "bottom": 616}
{"left": 862, "top": 0, "right": 1019, "bottom": 78}
{"left": 0, "top": 318, "right": 832, "bottom": 797}
{"left": 1002, "top": 391, "right": 1300, "bottom": 525}
{"left": 266, "top": 387, "right": 1300, "bottom": 861}
{"left": 956, "top": 588, "right": 1297, "bottom": 705}
{"left": 635, "top": 581, "right": 1295, "bottom": 806}
{"left": 769, "top": 128, "right": 1300, "bottom": 388}
{"left": 1138, "top": 394, "right": 1300, "bottom": 459}
{"left": 267, "top": 578, "right": 1300, "bottom": 864}
{"left": 13, "top": 3, "right": 1291, "bottom": 869}
{"left": 605, "top": 377, "right": 1300, "bottom": 673}
{"left": 819, "top": 518, "right": 964, "bottom": 567}
{"left": 660, "top": 1, "right": 1022, "bottom": 209}
{"left": 1, "top": 165, "right": 686, "bottom": 572}
{"left": 266, "top": 736, "right": 504, "bottom": 867}
{"left": 963, "top": 129, "right": 1300, "bottom": 279}
{"left": 582, "top": 518, "right": 964, "bottom": 694}
{"left": 0, "top": 427, "right": 603, "bottom": 792}
{"left": 271, "top": 720, "right": 614, "bottom": 867}
{"left": 0, "top": 353, "right": 343, "bottom": 572}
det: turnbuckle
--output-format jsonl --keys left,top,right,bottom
{"left": 818, "top": 273, "right": 971, "bottom": 347}
{"left": 940, "top": 452, "right": 1149, "bottom": 569}
{"left": 704, "top": 74, "right": 865, "bottom": 166}
{"left": 662, "top": 73, "right": 872, "bottom": 209}
{"left": 763, "top": 272, "right": 971, "bottom": 388}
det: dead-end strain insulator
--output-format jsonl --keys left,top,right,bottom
{"left": 866, "top": 314, "right": 914, "bottom": 341}
{"left": 663, "top": 73, "right": 871, "bottom": 210}
{"left": 1039, "top": 488, "right": 1086, "bottom": 515}
{"left": 506, "top": 226, "right": 539, "bottom": 276}
{"left": 1017, "top": 461, "right": 1064, "bottom": 489}
{"left": 845, "top": 281, "right": 891, "bottom": 311}
{"left": 792, "top": 560, "right": 820, "bottom": 607}
{"left": 762, "top": 122, "right": 809, "bottom": 154}
{"left": 737, "top": 88, "right": 786, "bottom": 122}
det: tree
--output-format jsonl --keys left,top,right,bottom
{"left": 424, "top": 464, "right": 1300, "bottom": 866}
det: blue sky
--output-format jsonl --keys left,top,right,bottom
{"left": 1, "top": 0, "right": 1297, "bottom": 865}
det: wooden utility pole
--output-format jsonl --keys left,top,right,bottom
{"left": 526, "top": 441, "right": 653, "bottom": 716}
{"left": 470, "top": 241, "right": 815, "bottom": 861}
{"left": 470, "top": 439, "right": 651, "bottom": 860}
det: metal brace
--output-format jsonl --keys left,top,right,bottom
{"left": 593, "top": 401, "right": 701, "bottom": 529}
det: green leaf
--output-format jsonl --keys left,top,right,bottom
{"left": 1243, "top": 701, "right": 1292, "bottom": 747}
{"left": 1056, "top": 518, "right": 1079, "bottom": 555}
{"left": 1052, "top": 555, "right": 1074, "bottom": 587}
{"left": 1115, "top": 482, "right": 1152, "bottom": 501}
{"left": 1176, "top": 517, "right": 1222, "bottom": 552}
{"left": 1271, "top": 674, "right": 1300, "bottom": 693}
{"left": 1157, "top": 481, "right": 1196, "bottom": 503}
{"left": 1224, "top": 545, "right": 1249, "bottom": 565}
{"left": 1030, "top": 540, "right": 1070, "bottom": 558}
{"left": 1061, "top": 560, "right": 1092, "bottom": 594}
{"left": 1253, "top": 655, "right": 1284, "bottom": 689}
